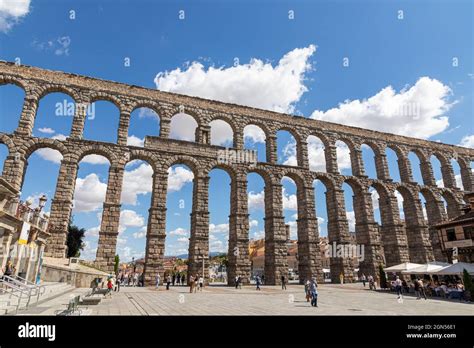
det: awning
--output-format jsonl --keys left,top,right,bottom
{"left": 401, "top": 262, "right": 451, "bottom": 275}
{"left": 384, "top": 262, "right": 423, "bottom": 272}
{"left": 433, "top": 262, "right": 474, "bottom": 275}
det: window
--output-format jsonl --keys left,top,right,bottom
{"left": 463, "top": 226, "right": 473, "bottom": 240}
{"left": 446, "top": 228, "right": 456, "bottom": 242}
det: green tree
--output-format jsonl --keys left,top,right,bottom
{"left": 66, "top": 224, "right": 86, "bottom": 258}
{"left": 379, "top": 264, "right": 388, "bottom": 289}
{"left": 114, "top": 255, "right": 120, "bottom": 275}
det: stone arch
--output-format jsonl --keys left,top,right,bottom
{"left": 0, "top": 76, "right": 28, "bottom": 90}
{"left": 129, "top": 99, "right": 165, "bottom": 117}
{"left": 307, "top": 134, "right": 327, "bottom": 173}
{"left": 37, "top": 85, "right": 80, "bottom": 102}
{"left": 164, "top": 155, "right": 201, "bottom": 176}
{"left": 276, "top": 126, "right": 302, "bottom": 167}
{"left": 88, "top": 92, "right": 122, "bottom": 110}
{"left": 0, "top": 133, "right": 15, "bottom": 155}
{"left": 23, "top": 138, "right": 68, "bottom": 160}
{"left": 243, "top": 123, "right": 268, "bottom": 163}
{"left": 440, "top": 189, "right": 463, "bottom": 219}
{"left": 76, "top": 146, "right": 115, "bottom": 166}
{"left": 128, "top": 149, "right": 158, "bottom": 168}
{"left": 169, "top": 112, "right": 200, "bottom": 142}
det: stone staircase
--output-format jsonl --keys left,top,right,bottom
{"left": 0, "top": 281, "right": 76, "bottom": 315}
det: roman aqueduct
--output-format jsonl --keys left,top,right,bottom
{"left": 0, "top": 61, "right": 473, "bottom": 285}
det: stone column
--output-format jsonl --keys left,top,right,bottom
{"left": 297, "top": 185, "right": 323, "bottom": 283}
{"left": 378, "top": 192, "right": 410, "bottom": 266}
{"left": 325, "top": 186, "right": 354, "bottom": 283}
{"left": 44, "top": 159, "right": 79, "bottom": 258}
{"left": 351, "top": 146, "right": 366, "bottom": 177}
{"left": 159, "top": 118, "right": 171, "bottom": 138}
{"left": 188, "top": 174, "right": 210, "bottom": 283}
{"left": 297, "top": 140, "right": 309, "bottom": 169}
{"left": 264, "top": 182, "right": 288, "bottom": 285}
{"left": 196, "top": 125, "right": 211, "bottom": 145}
{"left": 425, "top": 196, "right": 448, "bottom": 261}
{"left": 234, "top": 127, "right": 244, "bottom": 150}
{"left": 227, "top": 172, "right": 251, "bottom": 285}
{"left": 0, "top": 229, "right": 14, "bottom": 271}
{"left": 2, "top": 152, "right": 27, "bottom": 191}
{"left": 143, "top": 169, "right": 168, "bottom": 286}
{"left": 398, "top": 152, "right": 414, "bottom": 183}
{"left": 117, "top": 108, "right": 132, "bottom": 146}
{"left": 325, "top": 143, "right": 339, "bottom": 174}
{"left": 353, "top": 188, "right": 384, "bottom": 280}
{"left": 375, "top": 151, "right": 391, "bottom": 181}
{"left": 69, "top": 97, "right": 90, "bottom": 139}
{"left": 420, "top": 158, "right": 436, "bottom": 186}
{"left": 440, "top": 161, "right": 456, "bottom": 189}
{"left": 95, "top": 164, "right": 125, "bottom": 272}
{"left": 14, "top": 88, "right": 39, "bottom": 137}
{"left": 403, "top": 195, "right": 434, "bottom": 263}
{"left": 459, "top": 158, "right": 473, "bottom": 192}
{"left": 266, "top": 134, "right": 277, "bottom": 164}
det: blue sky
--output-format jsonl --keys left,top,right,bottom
{"left": 0, "top": 0, "right": 472, "bottom": 261}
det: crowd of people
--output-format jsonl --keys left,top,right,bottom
{"left": 389, "top": 276, "right": 466, "bottom": 300}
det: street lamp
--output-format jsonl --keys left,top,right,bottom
{"left": 38, "top": 194, "right": 47, "bottom": 212}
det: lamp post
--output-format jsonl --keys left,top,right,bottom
{"left": 38, "top": 194, "right": 47, "bottom": 212}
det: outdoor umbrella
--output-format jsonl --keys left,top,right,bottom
{"left": 384, "top": 262, "right": 423, "bottom": 272}
{"left": 402, "top": 262, "right": 451, "bottom": 275}
{"left": 434, "top": 262, "right": 474, "bottom": 275}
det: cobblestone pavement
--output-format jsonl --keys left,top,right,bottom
{"left": 18, "top": 283, "right": 473, "bottom": 316}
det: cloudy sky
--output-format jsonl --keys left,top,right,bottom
{"left": 0, "top": 0, "right": 472, "bottom": 261}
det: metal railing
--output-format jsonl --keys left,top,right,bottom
{"left": 0, "top": 275, "right": 45, "bottom": 313}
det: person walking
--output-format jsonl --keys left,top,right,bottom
{"left": 237, "top": 276, "right": 242, "bottom": 289}
{"left": 166, "top": 275, "right": 171, "bottom": 290}
{"left": 2, "top": 260, "right": 14, "bottom": 279}
{"left": 198, "top": 276, "right": 204, "bottom": 291}
{"left": 235, "top": 275, "right": 239, "bottom": 289}
{"left": 395, "top": 276, "right": 403, "bottom": 299}
{"left": 310, "top": 279, "right": 318, "bottom": 307}
{"left": 361, "top": 274, "right": 367, "bottom": 287}
{"left": 256, "top": 275, "right": 261, "bottom": 291}
{"left": 189, "top": 275, "right": 195, "bottom": 293}
{"left": 156, "top": 273, "right": 161, "bottom": 290}
{"left": 304, "top": 280, "right": 311, "bottom": 302}
{"left": 418, "top": 279, "right": 427, "bottom": 300}
{"left": 193, "top": 274, "right": 198, "bottom": 293}
{"left": 172, "top": 274, "right": 176, "bottom": 286}
{"left": 176, "top": 273, "right": 180, "bottom": 286}
{"left": 181, "top": 274, "right": 186, "bottom": 286}
{"left": 414, "top": 277, "right": 421, "bottom": 299}
{"left": 133, "top": 272, "right": 139, "bottom": 287}
{"left": 281, "top": 275, "right": 287, "bottom": 290}
{"left": 339, "top": 273, "right": 344, "bottom": 284}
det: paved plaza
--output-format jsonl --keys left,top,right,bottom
{"left": 17, "top": 283, "right": 473, "bottom": 316}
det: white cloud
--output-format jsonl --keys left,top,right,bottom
{"left": 121, "top": 162, "right": 153, "bottom": 205}
{"left": 133, "top": 226, "right": 147, "bottom": 239}
{"left": 35, "top": 134, "right": 67, "bottom": 163}
{"left": 311, "top": 77, "right": 453, "bottom": 139}
{"left": 73, "top": 173, "right": 107, "bottom": 213}
{"left": 346, "top": 211, "right": 356, "bottom": 232}
{"left": 308, "top": 136, "right": 326, "bottom": 172}
{"left": 38, "top": 127, "right": 55, "bottom": 134}
{"left": 169, "top": 227, "right": 188, "bottom": 237}
{"left": 282, "top": 187, "right": 297, "bottom": 211}
{"left": 32, "top": 36, "right": 72, "bottom": 56}
{"left": 244, "top": 125, "right": 266, "bottom": 144}
{"left": 459, "top": 135, "right": 474, "bottom": 148}
{"left": 167, "top": 166, "right": 194, "bottom": 192}
{"left": 170, "top": 113, "right": 198, "bottom": 141}
{"left": 80, "top": 154, "right": 110, "bottom": 165}
{"left": 209, "top": 223, "right": 229, "bottom": 234}
{"left": 248, "top": 190, "right": 264, "bottom": 211}
{"left": 335, "top": 142, "right": 352, "bottom": 174}
{"left": 127, "top": 135, "right": 145, "bottom": 147}
{"left": 85, "top": 226, "right": 100, "bottom": 238}
{"left": 154, "top": 45, "right": 316, "bottom": 114}
{"left": 282, "top": 140, "right": 297, "bottom": 166}
{"left": 249, "top": 219, "right": 258, "bottom": 228}
{"left": 177, "top": 237, "right": 189, "bottom": 243}
{"left": 209, "top": 119, "right": 233, "bottom": 146}
{"left": 119, "top": 209, "right": 145, "bottom": 233}
{"left": 251, "top": 230, "right": 265, "bottom": 240}
{"left": 0, "top": 0, "right": 30, "bottom": 32}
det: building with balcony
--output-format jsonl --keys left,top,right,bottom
{"left": 435, "top": 192, "right": 474, "bottom": 263}
{"left": 0, "top": 177, "right": 50, "bottom": 284}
